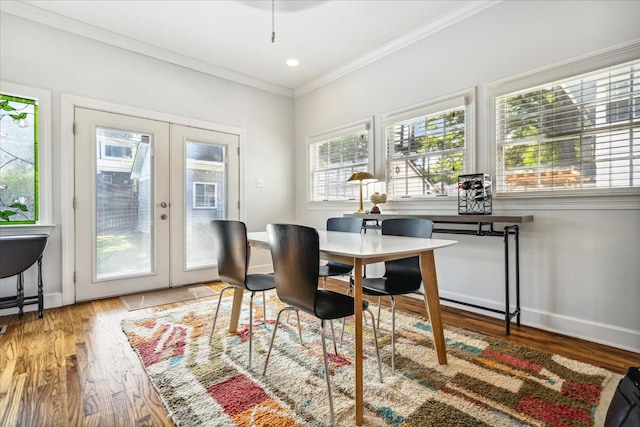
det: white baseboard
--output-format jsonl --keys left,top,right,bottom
{"left": 0, "top": 292, "right": 63, "bottom": 317}
{"left": 436, "top": 290, "right": 640, "bottom": 354}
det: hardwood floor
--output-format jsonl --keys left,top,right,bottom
{"left": 0, "top": 280, "right": 637, "bottom": 426}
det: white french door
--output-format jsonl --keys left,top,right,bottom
{"left": 74, "top": 108, "right": 239, "bottom": 301}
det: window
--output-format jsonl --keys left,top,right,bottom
{"left": 104, "top": 145, "right": 133, "bottom": 158}
{"left": 383, "top": 92, "right": 473, "bottom": 198}
{"left": 193, "top": 182, "right": 217, "bottom": 208}
{"left": 495, "top": 59, "right": 640, "bottom": 194}
{"left": 0, "top": 92, "right": 39, "bottom": 224}
{"left": 308, "top": 120, "right": 372, "bottom": 202}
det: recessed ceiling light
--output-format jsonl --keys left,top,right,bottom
{"left": 286, "top": 58, "right": 299, "bottom": 67}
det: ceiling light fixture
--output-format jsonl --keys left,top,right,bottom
{"left": 286, "top": 58, "right": 299, "bottom": 67}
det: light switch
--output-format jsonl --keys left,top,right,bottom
{"left": 256, "top": 178, "right": 264, "bottom": 188}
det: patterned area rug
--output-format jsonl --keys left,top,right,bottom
{"left": 121, "top": 294, "right": 620, "bottom": 427}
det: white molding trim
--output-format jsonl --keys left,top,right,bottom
{"left": 0, "top": 1, "right": 294, "bottom": 98}
{"left": 0, "top": 0, "right": 500, "bottom": 99}
{"left": 60, "top": 94, "right": 247, "bottom": 305}
{"left": 295, "top": 1, "right": 501, "bottom": 97}
{"left": 437, "top": 290, "right": 640, "bottom": 353}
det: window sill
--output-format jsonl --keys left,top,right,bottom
{"left": 0, "top": 224, "right": 55, "bottom": 236}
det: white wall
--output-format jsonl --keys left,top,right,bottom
{"left": 0, "top": 13, "right": 295, "bottom": 308}
{"left": 294, "top": 1, "right": 640, "bottom": 352}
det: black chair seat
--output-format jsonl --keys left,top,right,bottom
{"left": 319, "top": 262, "right": 353, "bottom": 277}
{"left": 362, "top": 275, "right": 421, "bottom": 297}
{"left": 314, "top": 290, "right": 370, "bottom": 320}
{"left": 245, "top": 274, "right": 276, "bottom": 292}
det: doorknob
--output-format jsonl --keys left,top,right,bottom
{"left": 160, "top": 214, "right": 168, "bottom": 220}
{"left": 160, "top": 201, "right": 168, "bottom": 208}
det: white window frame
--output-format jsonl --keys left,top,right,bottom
{"left": 307, "top": 118, "right": 374, "bottom": 203}
{"left": 0, "top": 81, "right": 52, "bottom": 234}
{"left": 488, "top": 42, "right": 640, "bottom": 199}
{"left": 380, "top": 88, "right": 476, "bottom": 201}
{"left": 192, "top": 181, "right": 217, "bottom": 209}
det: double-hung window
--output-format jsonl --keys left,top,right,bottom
{"left": 495, "top": 59, "right": 640, "bottom": 195}
{"left": 308, "top": 120, "right": 372, "bottom": 202}
{"left": 383, "top": 91, "right": 474, "bottom": 198}
{"left": 0, "top": 82, "right": 51, "bottom": 226}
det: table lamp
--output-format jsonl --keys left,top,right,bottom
{"left": 347, "top": 172, "right": 378, "bottom": 213}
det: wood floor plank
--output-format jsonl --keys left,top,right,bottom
{"left": 0, "top": 279, "right": 637, "bottom": 426}
{"left": 0, "top": 372, "right": 26, "bottom": 427}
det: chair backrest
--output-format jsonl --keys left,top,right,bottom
{"left": 382, "top": 218, "right": 433, "bottom": 287}
{"left": 326, "top": 217, "right": 363, "bottom": 233}
{"left": 0, "top": 234, "right": 48, "bottom": 279}
{"left": 211, "top": 220, "right": 248, "bottom": 288}
{"left": 267, "top": 223, "right": 319, "bottom": 315}
{"left": 326, "top": 217, "right": 362, "bottom": 268}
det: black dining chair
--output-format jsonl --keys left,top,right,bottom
{"left": 263, "top": 223, "right": 382, "bottom": 427}
{"left": 360, "top": 218, "right": 434, "bottom": 375}
{"left": 209, "top": 220, "right": 277, "bottom": 370}
{"left": 318, "top": 217, "right": 363, "bottom": 289}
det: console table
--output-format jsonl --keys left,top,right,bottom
{"left": 344, "top": 213, "right": 534, "bottom": 334}
{"left": 0, "top": 234, "right": 48, "bottom": 318}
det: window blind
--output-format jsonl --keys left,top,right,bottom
{"left": 385, "top": 102, "right": 466, "bottom": 198}
{"left": 309, "top": 123, "right": 370, "bottom": 202}
{"left": 495, "top": 59, "right": 640, "bottom": 194}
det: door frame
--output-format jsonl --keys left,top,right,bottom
{"left": 60, "top": 94, "right": 246, "bottom": 305}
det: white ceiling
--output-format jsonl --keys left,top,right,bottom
{"left": 2, "top": 0, "right": 499, "bottom": 97}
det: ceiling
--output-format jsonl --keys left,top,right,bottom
{"left": 2, "top": 0, "right": 499, "bottom": 97}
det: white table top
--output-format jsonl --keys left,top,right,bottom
{"left": 247, "top": 230, "right": 457, "bottom": 263}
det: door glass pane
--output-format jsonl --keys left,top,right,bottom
{"left": 185, "top": 140, "right": 226, "bottom": 269}
{"left": 95, "top": 127, "right": 153, "bottom": 280}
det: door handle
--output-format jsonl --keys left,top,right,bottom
{"left": 160, "top": 201, "right": 168, "bottom": 208}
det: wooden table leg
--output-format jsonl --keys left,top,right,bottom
{"left": 229, "top": 288, "right": 244, "bottom": 333}
{"left": 354, "top": 258, "right": 364, "bottom": 426}
{"left": 420, "top": 250, "right": 448, "bottom": 365}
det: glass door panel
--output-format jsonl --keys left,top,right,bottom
{"left": 170, "top": 124, "right": 239, "bottom": 286}
{"left": 185, "top": 140, "right": 226, "bottom": 269}
{"left": 95, "top": 127, "right": 153, "bottom": 280}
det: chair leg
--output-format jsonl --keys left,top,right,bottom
{"left": 329, "top": 318, "right": 338, "bottom": 355}
{"left": 209, "top": 286, "right": 234, "bottom": 344}
{"left": 293, "top": 309, "right": 303, "bottom": 345}
{"left": 262, "top": 291, "right": 267, "bottom": 323}
{"left": 390, "top": 296, "right": 396, "bottom": 375}
{"left": 320, "top": 320, "right": 336, "bottom": 427}
{"left": 365, "top": 308, "right": 383, "bottom": 383}
{"left": 377, "top": 296, "right": 382, "bottom": 330}
{"left": 263, "top": 307, "right": 287, "bottom": 375}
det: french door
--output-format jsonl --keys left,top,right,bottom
{"left": 74, "top": 108, "right": 239, "bottom": 301}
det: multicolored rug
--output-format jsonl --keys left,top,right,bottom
{"left": 121, "top": 293, "right": 620, "bottom": 426}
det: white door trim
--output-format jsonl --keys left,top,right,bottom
{"left": 60, "top": 94, "right": 246, "bottom": 305}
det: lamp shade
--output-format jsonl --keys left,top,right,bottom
{"left": 347, "top": 172, "right": 377, "bottom": 183}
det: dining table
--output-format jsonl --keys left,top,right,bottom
{"left": 234, "top": 229, "right": 457, "bottom": 426}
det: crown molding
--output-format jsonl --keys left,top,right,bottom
{"left": 0, "top": 1, "right": 295, "bottom": 98}
{"left": 2, "top": 0, "right": 500, "bottom": 99}
{"left": 294, "top": 1, "right": 501, "bottom": 97}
